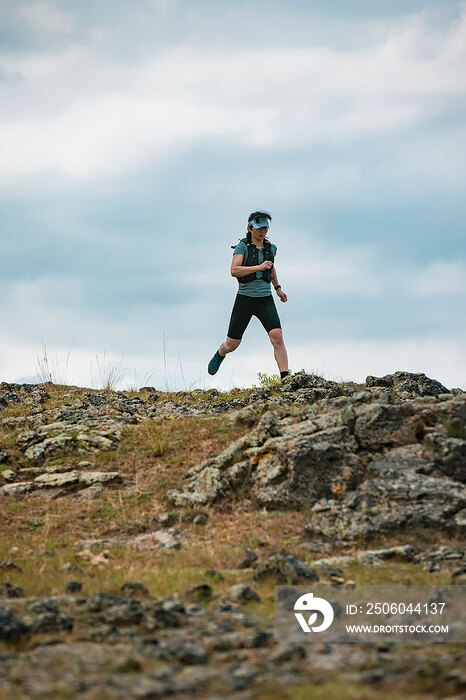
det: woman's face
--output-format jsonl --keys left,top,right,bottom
{"left": 249, "top": 225, "right": 268, "bottom": 241}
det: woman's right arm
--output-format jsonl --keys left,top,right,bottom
{"left": 231, "top": 253, "right": 273, "bottom": 278}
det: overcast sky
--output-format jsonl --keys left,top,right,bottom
{"left": 1, "top": 0, "right": 465, "bottom": 391}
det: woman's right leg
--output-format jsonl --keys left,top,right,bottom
{"left": 219, "top": 336, "right": 241, "bottom": 356}
{"left": 208, "top": 295, "right": 252, "bottom": 375}
{"left": 224, "top": 294, "right": 253, "bottom": 351}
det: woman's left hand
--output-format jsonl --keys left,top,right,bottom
{"left": 277, "top": 289, "right": 287, "bottom": 302}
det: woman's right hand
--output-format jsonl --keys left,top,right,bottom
{"left": 258, "top": 260, "right": 274, "bottom": 271}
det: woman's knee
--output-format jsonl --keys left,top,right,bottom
{"left": 268, "top": 329, "right": 284, "bottom": 346}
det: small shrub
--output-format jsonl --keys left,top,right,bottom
{"left": 445, "top": 420, "right": 466, "bottom": 440}
{"left": 256, "top": 372, "right": 281, "bottom": 390}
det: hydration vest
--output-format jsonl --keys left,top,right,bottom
{"left": 231, "top": 236, "right": 275, "bottom": 284}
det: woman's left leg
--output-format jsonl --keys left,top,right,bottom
{"left": 268, "top": 328, "right": 288, "bottom": 373}
{"left": 255, "top": 295, "right": 289, "bottom": 374}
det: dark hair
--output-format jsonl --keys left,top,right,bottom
{"left": 246, "top": 224, "right": 271, "bottom": 246}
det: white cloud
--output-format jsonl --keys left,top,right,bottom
{"left": 0, "top": 94, "right": 229, "bottom": 181}
{"left": 409, "top": 260, "right": 466, "bottom": 296}
{"left": 279, "top": 245, "right": 380, "bottom": 296}
{"left": 20, "top": 2, "right": 76, "bottom": 34}
{"left": 1, "top": 7, "right": 465, "bottom": 183}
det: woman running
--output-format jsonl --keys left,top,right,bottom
{"left": 208, "top": 209, "right": 289, "bottom": 379}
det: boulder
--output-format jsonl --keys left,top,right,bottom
{"left": 0, "top": 582, "right": 25, "bottom": 598}
{"left": 78, "top": 471, "right": 121, "bottom": 486}
{"left": 29, "top": 612, "right": 74, "bottom": 634}
{"left": 168, "top": 408, "right": 364, "bottom": 509}
{"left": 102, "top": 600, "right": 145, "bottom": 626}
{"left": 0, "top": 482, "right": 35, "bottom": 497}
{"left": 354, "top": 403, "right": 403, "bottom": 449}
{"left": 228, "top": 584, "right": 261, "bottom": 603}
{"left": 305, "top": 467, "right": 466, "bottom": 542}
{"left": 423, "top": 433, "right": 466, "bottom": 483}
{"left": 365, "top": 371, "right": 449, "bottom": 398}
{"left": 34, "top": 471, "right": 79, "bottom": 488}
{"left": 254, "top": 554, "right": 319, "bottom": 584}
{"left": 0, "top": 606, "right": 30, "bottom": 642}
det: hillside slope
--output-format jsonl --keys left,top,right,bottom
{"left": 0, "top": 371, "right": 465, "bottom": 699}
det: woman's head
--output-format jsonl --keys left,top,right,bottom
{"left": 248, "top": 210, "right": 272, "bottom": 230}
{"left": 247, "top": 210, "right": 271, "bottom": 242}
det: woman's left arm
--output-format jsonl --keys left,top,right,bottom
{"left": 271, "top": 266, "right": 287, "bottom": 303}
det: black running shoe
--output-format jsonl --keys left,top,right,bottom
{"left": 208, "top": 350, "right": 225, "bottom": 375}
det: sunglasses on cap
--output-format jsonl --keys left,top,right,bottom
{"left": 248, "top": 210, "right": 272, "bottom": 226}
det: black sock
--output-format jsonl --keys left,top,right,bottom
{"left": 280, "top": 370, "right": 289, "bottom": 379}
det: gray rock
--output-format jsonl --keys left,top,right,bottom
{"left": 423, "top": 433, "right": 466, "bottom": 483}
{"left": 129, "top": 529, "right": 180, "bottom": 550}
{"left": 1, "top": 392, "right": 20, "bottom": 404}
{"left": 84, "top": 592, "right": 123, "bottom": 612}
{"left": 0, "top": 606, "right": 29, "bottom": 641}
{"left": 34, "top": 471, "right": 79, "bottom": 488}
{"left": 168, "top": 640, "right": 209, "bottom": 665}
{"left": 193, "top": 513, "right": 208, "bottom": 525}
{"left": 354, "top": 403, "right": 403, "bottom": 449}
{"left": 311, "top": 545, "right": 418, "bottom": 569}
{"left": 25, "top": 435, "right": 74, "bottom": 464}
{"left": 0, "top": 447, "right": 8, "bottom": 463}
{"left": 17, "top": 418, "right": 125, "bottom": 465}
{"left": 0, "top": 582, "right": 25, "bottom": 598}
{"left": 228, "top": 584, "right": 261, "bottom": 603}
{"left": 78, "top": 471, "right": 121, "bottom": 486}
{"left": 306, "top": 467, "right": 466, "bottom": 542}
{"left": 269, "top": 641, "right": 307, "bottom": 663}
{"left": 150, "top": 599, "right": 186, "bottom": 628}
{"left": 0, "top": 481, "right": 35, "bottom": 496}
{"left": 185, "top": 584, "right": 213, "bottom": 602}
{"left": 0, "top": 469, "right": 15, "bottom": 482}
{"left": 366, "top": 371, "right": 449, "bottom": 398}
{"left": 451, "top": 567, "right": 466, "bottom": 584}
{"left": 61, "top": 562, "right": 83, "bottom": 574}
{"left": 452, "top": 508, "right": 466, "bottom": 533}
{"left": 205, "top": 569, "right": 224, "bottom": 582}
{"left": 227, "top": 663, "right": 259, "bottom": 691}
{"left": 248, "top": 424, "right": 362, "bottom": 508}
{"left": 412, "top": 544, "right": 464, "bottom": 569}
{"left": 168, "top": 408, "right": 363, "bottom": 509}
{"left": 72, "top": 484, "right": 103, "bottom": 501}
{"left": 102, "top": 600, "right": 145, "bottom": 626}
{"left": 121, "top": 582, "right": 149, "bottom": 598}
{"left": 254, "top": 554, "right": 319, "bottom": 584}
{"left": 206, "top": 629, "right": 271, "bottom": 651}
{"left": 28, "top": 600, "right": 59, "bottom": 614}
{"left": 0, "top": 560, "right": 22, "bottom": 572}
{"left": 154, "top": 512, "right": 179, "bottom": 526}
{"left": 29, "top": 612, "right": 74, "bottom": 634}
{"left": 239, "top": 550, "right": 258, "bottom": 568}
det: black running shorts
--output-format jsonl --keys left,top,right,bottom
{"left": 227, "top": 294, "right": 281, "bottom": 340}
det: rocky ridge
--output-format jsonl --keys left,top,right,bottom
{"left": 168, "top": 375, "right": 466, "bottom": 546}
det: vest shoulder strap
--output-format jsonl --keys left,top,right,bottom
{"left": 231, "top": 237, "right": 250, "bottom": 250}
